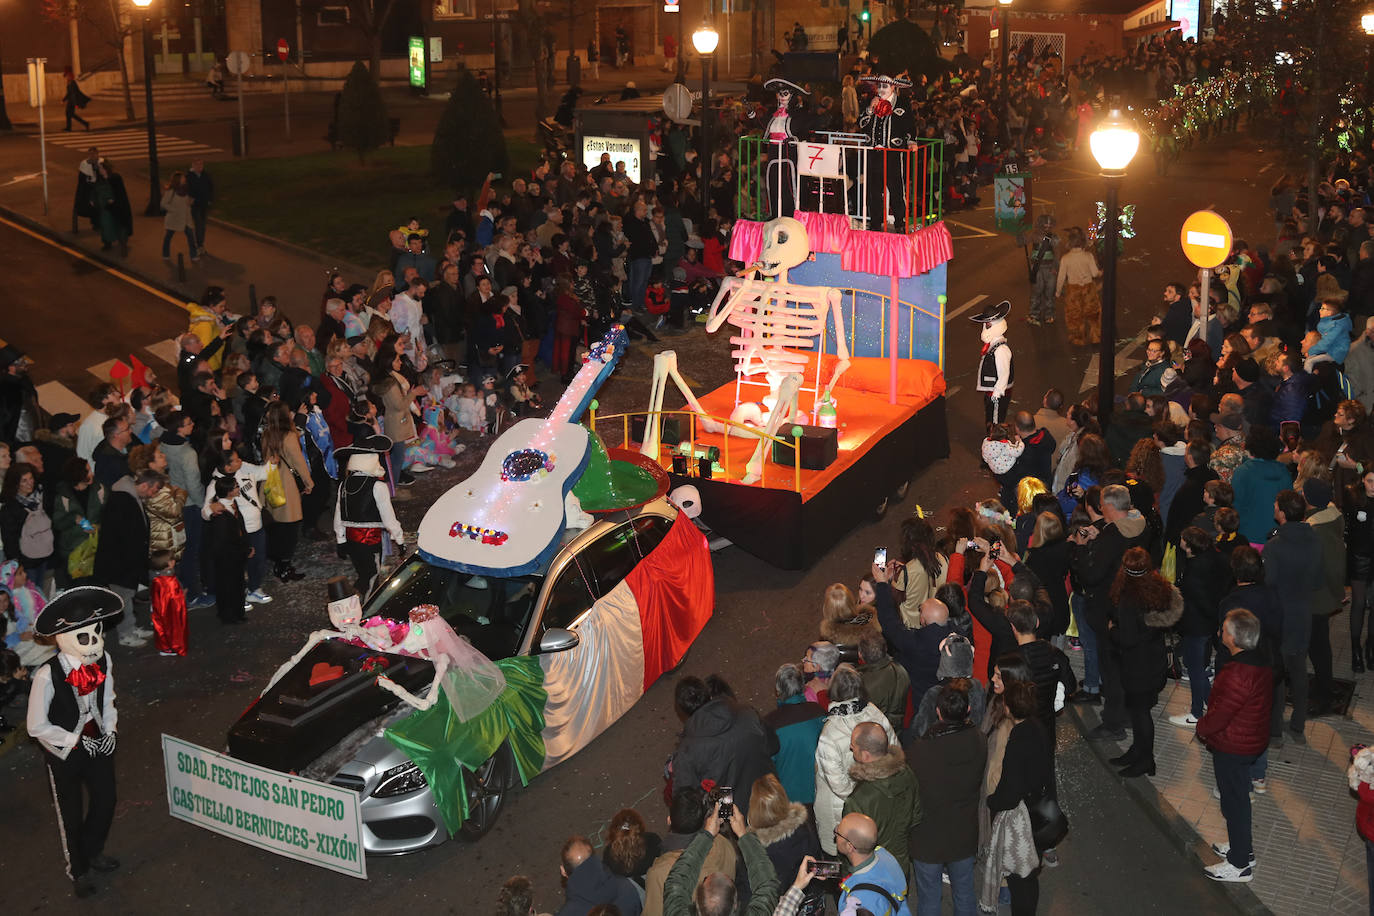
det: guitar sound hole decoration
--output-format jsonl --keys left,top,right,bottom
{"left": 501, "top": 448, "right": 555, "bottom": 483}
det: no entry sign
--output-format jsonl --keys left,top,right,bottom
{"left": 277, "top": 39, "right": 290, "bottom": 61}
{"left": 1180, "top": 209, "right": 1233, "bottom": 269}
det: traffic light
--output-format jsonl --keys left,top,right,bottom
{"left": 860, "top": 1, "right": 870, "bottom": 21}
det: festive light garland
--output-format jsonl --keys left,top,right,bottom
{"left": 1088, "top": 200, "right": 1137, "bottom": 254}
{"left": 1139, "top": 68, "right": 1277, "bottom": 153}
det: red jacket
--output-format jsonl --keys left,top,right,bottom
{"left": 1358, "top": 780, "right": 1374, "bottom": 843}
{"left": 1195, "top": 649, "right": 1273, "bottom": 756}
{"left": 320, "top": 374, "right": 355, "bottom": 448}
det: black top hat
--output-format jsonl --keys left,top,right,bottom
{"left": 764, "top": 77, "right": 811, "bottom": 96}
{"left": 968, "top": 299, "right": 1012, "bottom": 323}
{"left": 335, "top": 434, "right": 393, "bottom": 465}
{"left": 326, "top": 576, "right": 354, "bottom": 603}
{"left": 33, "top": 586, "right": 124, "bottom": 637}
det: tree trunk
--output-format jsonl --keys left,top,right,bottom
{"left": 106, "top": 0, "right": 135, "bottom": 121}
{"left": 370, "top": 32, "right": 383, "bottom": 79}
{"left": 750, "top": 0, "right": 762, "bottom": 76}
{"left": 519, "top": 0, "right": 551, "bottom": 124}
{"left": 1307, "top": 0, "right": 1323, "bottom": 231}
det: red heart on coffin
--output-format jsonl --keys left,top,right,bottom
{"left": 309, "top": 662, "right": 345, "bottom": 687}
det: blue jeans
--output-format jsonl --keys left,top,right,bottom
{"left": 628, "top": 257, "right": 652, "bottom": 312}
{"left": 179, "top": 506, "right": 206, "bottom": 600}
{"left": 246, "top": 528, "right": 267, "bottom": 592}
{"left": 1072, "top": 592, "right": 1100, "bottom": 692}
{"left": 1250, "top": 750, "right": 1267, "bottom": 781}
{"left": 913, "top": 856, "right": 976, "bottom": 916}
{"left": 1182, "top": 635, "right": 1212, "bottom": 717}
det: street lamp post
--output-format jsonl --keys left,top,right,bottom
{"left": 693, "top": 24, "right": 719, "bottom": 218}
{"left": 1089, "top": 108, "right": 1139, "bottom": 429}
{"left": 131, "top": 0, "right": 161, "bottom": 217}
{"left": 997, "top": 0, "right": 1012, "bottom": 149}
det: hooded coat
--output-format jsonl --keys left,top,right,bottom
{"left": 672, "top": 697, "right": 778, "bottom": 816}
{"left": 1111, "top": 584, "right": 1184, "bottom": 697}
{"left": 762, "top": 695, "right": 826, "bottom": 804}
{"left": 843, "top": 744, "right": 923, "bottom": 879}
{"left": 815, "top": 700, "right": 897, "bottom": 854}
{"left": 1231, "top": 456, "right": 1292, "bottom": 543}
{"left": 751, "top": 803, "right": 822, "bottom": 914}
{"left": 1070, "top": 510, "right": 1149, "bottom": 632}
{"left": 1306, "top": 503, "right": 1347, "bottom": 614}
{"left": 557, "top": 854, "right": 643, "bottom": 916}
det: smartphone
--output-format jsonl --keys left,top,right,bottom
{"left": 874, "top": 547, "right": 887, "bottom": 567}
{"left": 716, "top": 787, "right": 734, "bottom": 821}
{"left": 990, "top": 539, "right": 1002, "bottom": 556}
{"left": 812, "top": 859, "right": 843, "bottom": 879}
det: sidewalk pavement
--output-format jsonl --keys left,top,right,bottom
{"left": 1070, "top": 608, "right": 1373, "bottom": 915}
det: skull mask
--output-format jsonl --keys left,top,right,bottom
{"left": 759, "top": 216, "right": 810, "bottom": 283}
{"left": 328, "top": 594, "right": 363, "bottom": 631}
{"left": 57, "top": 622, "right": 105, "bottom": 666}
{"left": 669, "top": 484, "right": 703, "bottom": 520}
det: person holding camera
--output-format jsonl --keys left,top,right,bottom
{"left": 662, "top": 801, "right": 780, "bottom": 916}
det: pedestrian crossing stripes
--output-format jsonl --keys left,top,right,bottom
{"left": 34, "top": 339, "right": 182, "bottom": 419}
{"left": 36, "top": 128, "right": 222, "bottom": 159}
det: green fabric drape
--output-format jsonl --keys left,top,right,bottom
{"left": 384, "top": 655, "right": 548, "bottom": 835}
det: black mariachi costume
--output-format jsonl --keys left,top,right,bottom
{"left": 977, "top": 339, "right": 1015, "bottom": 424}
{"left": 858, "top": 86, "right": 917, "bottom": 232}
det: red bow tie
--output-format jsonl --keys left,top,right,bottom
{"left": 873, "top": 99, "right": 894, "bottom": 118}
{"left": 66, "top": 664, "right": 105, "bottom": 696}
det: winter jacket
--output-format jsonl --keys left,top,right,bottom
{"left": 1346, "top": 499, "right": 1374, "bottom": 559}
{"left": 966, "top": 568, "right": 1019, "bottom": 683}
{"left": 1165, "top": 463, "right": 1219, "bottom": 546}
{"left": 987, "top": 719, "right": 1052, "bottom": 817}
{"left": 905, "top": 720, "right": 987, "bottom": 864}
{"left": 762, "top": 695, "right": 826, "bottom": 805}
{"left": 672, "top": 697, "right": 778, "bottom": 817}
{"left": 0, "top": 493, "right": 52, "bottom": 566}
{"left": 820, "top": 609, "right": 882, "bottom": 648}
{"left": 1306, "top": 503, "right": 1347, "bottom": 614}
{"left": 751, "top": 803, "right": 821, "bottom": 913}
{"left": 1195, "top": 648, "right": 1274, "bottom": 756}
{"left": 557, "top": 853, "right": 643, "bottom": 916}
{"left": 664, "top": 832, "right": 778, "bottom": 916}
{"left": 838, "top": 846, "right": 912, "bottom": 916}
{"left": 1111, "top": 585, "right": 1184, "bottom": 697}
{"left": 161, "top": 433, "right": 204, "bottom": 508}
{"left": 642, "top": 832, "right": 736, "bottom": 916}
{"left": 1070, "top": 511, "right": 1149, "bottom": 633}
{"left": 892, "top": 556, "right": 947, "bottom": 626}
{"left": 1310, "top": 312, "right": 1353, "bottom": 363}
{"left": 1219, "top": 583, "right": 1284, "bottom": 647}
{"left": 264, "top": 426, "right": 314, "bottom": 524}
{"left": 1131, "top": 359, "right": 1170, "bottom": 395}
{"left": 161, "top": 188, "right": 192, "bottom": 231}
{"left": 93, "top": 477, "right": 149, "bottom": 589}
{"left": 1231, "top": 457, "right": 1292, "bottom": 543}
{"left": 875, "top": 582, "right": 950, "bottom": 700}
{"left": 1347, "top": 337, "right": 1374, "bottom": 412}
{"left": 911, "top": 678, "right": 987, "bottom": 739}
{"left": 1024, "top": 538, "right": 1071, "bottom": 636}
{"left": 1176, "top": 546, "right": 1232, "bottom": 638}
{"left": 376, "top": 375, "right": 418, "bottom": 445}
{"left": 144, "top": 482, "right": 187, "bottom": 561}
{"left": 1270, "top": 371, "right": 1313, "bottom": 427}
{"left": 51, "top": 481, "right": 105, "bottom": 560}
{"left": 859, "top": 657, "right": 911, "bottom": 734}
{"left": 815, "top": 700, "right": 897, "bottom": 854}
{"left": 844, "top": 745, "right": 922, "bottom": 881}
{"left": 1017, "top": 639, "right": 1076, "bottom": 736}
{"left": 1158, "top": 441, "right": 1188, "bottom": 524}
{"left": 998, "top": 428, "right": 1056, "bottom": 508}
{"left": 1264, "top": 521, "right": 1324, "bottom": 653}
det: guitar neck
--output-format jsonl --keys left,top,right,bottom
{"left": 549, "top": 325, "right": 628, "bottom": 426}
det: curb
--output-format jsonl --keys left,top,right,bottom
{"left": 1065, "top": 703, "right": 1273, "bottom": 916}
{"left": 205, "top": 215, "right": 377, "bottom": 277}
{"left": 0, "top": 201, "right": 193, "bottom": 309}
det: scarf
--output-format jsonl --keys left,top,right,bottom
{"left": 872, "top": 98, "right": 894, "bottom": 118}
{"left": 66, "top": 664, "right": 106, "bottom": 696}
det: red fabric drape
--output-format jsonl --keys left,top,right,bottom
{"left": 626, "top": 512, "right": 715, "bottom": 691}
{"left": 150, "top": 574, "right": 188, "bottom": 656}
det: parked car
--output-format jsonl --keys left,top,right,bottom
{"left": 227, "top": 496, "right": 712, "bottom": 854}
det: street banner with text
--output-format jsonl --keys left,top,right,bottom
{"left": 162, "top": 734, "right": 367, "bottom": 878}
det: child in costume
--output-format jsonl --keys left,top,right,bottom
{"left": 148, "top": 549, "right": 187, "bottom": 656}
{"left": 447, "top": 381, "right": 487, "bottom": 433}
{"left": 1, "top": 561, "right": 54, "bottom": 668}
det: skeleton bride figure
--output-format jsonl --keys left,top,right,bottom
{"left": 376, "top": 605, "right": 506, "bottom": 718}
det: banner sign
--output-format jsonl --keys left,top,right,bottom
{"left": 798, "top": 142, "right": 843, "bottom": 178}
{"left": 408, "top": 36, "right": 426, "bottom": 88}
{"left": 162, "top": 734, "right": 367, "bottom": 879}
{"left": 994, "top": 167, "right": 1031, "bottom": 234}
{"left": 582, "top": 135, "right": 643, "bottom": 183}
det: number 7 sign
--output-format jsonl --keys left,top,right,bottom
{"left": 798, "top": 143, "right": 842, "bottom": 178}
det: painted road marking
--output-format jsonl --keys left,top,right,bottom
{"left": 37, "top": 128, "right": 222, "bottom": 157}
{"left": 0, "top": 213, "right": 189, "bottom": 312}
{"left": 35, "top": 380, "right": 94, "bottom": 419}
{"left": 945, "top": 218, "right": 997, "bottom": 239}
{"left": 87, "top": 357, "right": 124, "bottom": 383}
{"left": 945, "top": 294, "right": 988, "bottom": 321}
{"left": 947, "top": 385, "right": 963, "bottom": 397}
{"left": 145, "top": 338, "right": 182, "bottom": 367}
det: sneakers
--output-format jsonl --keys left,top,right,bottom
{"left": 1026, "top": 316, "right": 1042, "bottom": 327}
{"left": 118, "top": 634, "right": 148, "bottom": 648}
{"left": 1210, "top": 842, "right": 1256, "bottom": 865}
{"left": 1168, "top": 713, "right": 1199, "bottom": 728}
{"left": 188, "top": 594, "right": 216, "bottom": 610}
{"left": 439, "top": 457, "right": 456, "bottom": 469}
{"left": 1041, "top": 849, "right": 1060, "bottom": 868}
{"left": 1252, "top": 778, "right": 1268, "bottom": 795}
{"left": 408, "top": 463, "right": 435, "bottom": 474}
{"left": 246, "top": 589, "right": 273, "bottom": 604}
{"left": 1205, "top": 860, "right": 1254, "bottom": 883}
{"left": 133, "top": 627, "right": 155, "bottom": 640}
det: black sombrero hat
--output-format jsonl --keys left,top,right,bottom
{"left": 33, "top": 586, "right": 124, "bottom": 637}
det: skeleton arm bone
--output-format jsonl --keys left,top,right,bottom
{"left": 377, "top": 657, "right": 449, "bottom": 711}
{"left": 821, "top": 288, "right": 851, "bottom": 401}
{"left": 262, "top": 629, "right": 346, "bottom": 694}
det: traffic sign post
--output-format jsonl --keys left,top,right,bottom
{"left": 26, "top": 58, "right": 47, "bottom": 214}
{"left": 277, "top": 39, "right": 291, "bottom": 141}
{"left": 1180, "top": 209, "right": 1233, "bottom": 352}
{"left": 226, "top": 50, "right": 251, "bottom": 157}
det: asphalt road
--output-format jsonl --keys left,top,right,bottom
{"left": 0, "top": 129, "right": 1285, "bottom": 913}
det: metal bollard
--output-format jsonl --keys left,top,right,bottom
{"left": 177, "top": 253, "right": 186, "bottom": 283}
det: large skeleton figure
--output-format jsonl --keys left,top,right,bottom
{"left": 642, "top": 217, "right": 849, "bottom": 484}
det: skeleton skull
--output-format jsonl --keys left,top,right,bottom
{"left": 347, "top": 453, "right": 385, "bottom": 477}
{"left": 759, "top": 217, "right": 810, "bottom": 281}
{"left": 669, "top": 484, "right": 703, "bottom": 520}
{"left": 327, "top": 594, "right": 363, "bottom": 631}
{"left": 57, "top": 622, "right": 105, "bottom": 666}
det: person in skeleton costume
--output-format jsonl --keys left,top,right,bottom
{"left": 1027, "top": 213, "right": 1060, "bottom": 326}
{"left": 26, "top": 586, "right": 125, "bottom": 897}
{"left": 377, "top": 604, "right": 506, "bottom": 719}
{"left": 263, "top": 577, "right": 405, "bottom": 693}
{"left": 333, "top": 434, "right": 404, "bottom": 598}
{"left": 858, "top": 75, "right": 916, "bottom": 232}
{"left": 970, "top": 299, "right": 1014, "bottom": 425}
{"left": 757, "top": 77, "right": 811, "bottom": 218}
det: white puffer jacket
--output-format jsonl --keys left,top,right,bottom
{"left": 814, "top": 700, "right": 898, "bottom": 854}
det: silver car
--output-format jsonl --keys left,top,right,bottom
{"left": 228, "top": 498, "right": 697, "bottom": 854}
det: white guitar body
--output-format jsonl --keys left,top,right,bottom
{"left": 417, "top": 327, "right": 627, "bottom": 577}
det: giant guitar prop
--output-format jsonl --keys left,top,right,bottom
{"left": 417, "top": 326, "right": 628, "bottom": 577}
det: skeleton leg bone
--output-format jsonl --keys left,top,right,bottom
{"left": 743, "top": 372, "right": 803, "bottom": 484}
